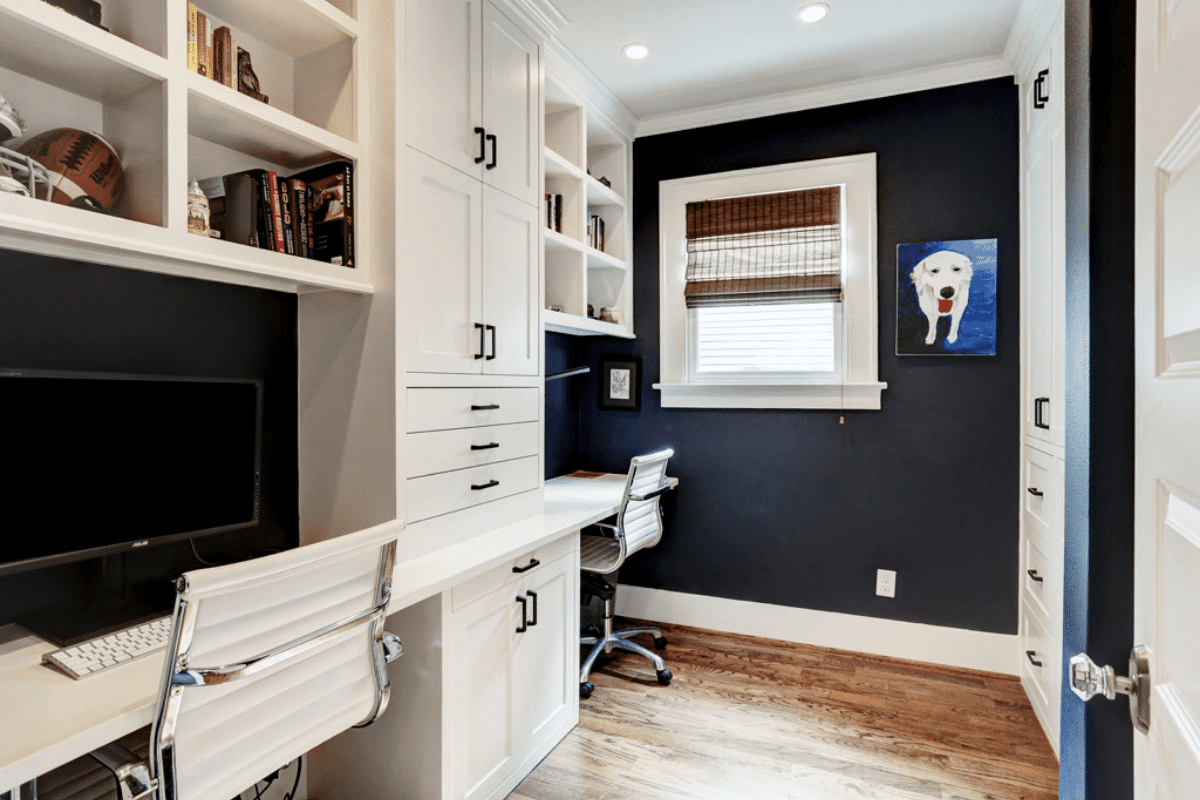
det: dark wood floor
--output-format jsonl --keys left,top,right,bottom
{"left": 510, "top": 621, "right": 1058, "bottom": 800}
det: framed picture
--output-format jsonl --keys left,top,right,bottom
{"left": 897, "top": 238, "right": 998, "bottom": 356}
{"left": 600, "top": 357, "right": 640, "bottom": 410}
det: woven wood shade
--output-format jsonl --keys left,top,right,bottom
{"left": 685, "top": 186, "right": 843, "bottom": 308}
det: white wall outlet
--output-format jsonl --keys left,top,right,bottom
{"left": 876, "top": 569, "right": 896, "bottom": 598}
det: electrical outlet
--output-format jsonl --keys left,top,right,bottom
{"left": 876, "top": 569, "right": 896, "bottom": 598}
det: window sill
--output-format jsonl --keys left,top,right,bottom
{"left": 653, "top": 381, "right": 887, "bottom": 410}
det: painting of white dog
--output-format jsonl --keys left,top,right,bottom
{"left": 897, "top": 239, "right": 997, "bottom": 355}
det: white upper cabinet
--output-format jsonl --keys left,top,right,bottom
{"left": 406, "top": 0, "right": 539, "bottom": 207}
{"left": 481, "top": 185, "right": 539, "bottom": 376}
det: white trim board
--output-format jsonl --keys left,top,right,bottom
{"left": 616, "top": 585, "right": 1020, "bottom": 675}
{"left": 635, "top": 55, "right": 1014, "bottom": 138}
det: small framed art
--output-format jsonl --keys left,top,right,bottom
{"left": 897, "top": 238, "right": 998, "bottom": 355}
{"left": 600, "top": 357, "right": 640, "bottom": 410}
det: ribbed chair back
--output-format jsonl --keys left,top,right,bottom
{"left": 150, "top": 521, "right": 401, "bottom": 800}
{"left": 617, "top": 449, "right": 673, "bottom": 553}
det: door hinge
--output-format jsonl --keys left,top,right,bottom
{"left": 1068, "top": 645, "right": 1151, "bottom": 734}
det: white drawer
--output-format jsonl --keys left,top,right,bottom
{"left": 1020, "top": 600, "right": 1057, "bottom": 713}
{"left": 406, "top": 387, "right": 539, "bottom": 432}
{"left": 406, "top": 422, "right": 540, "bottom": 478}
{"left": 451, "top": 534, "right": 575, "bottom": 612}
{"left": 1023, "top": 444, "right": 1061, "bottom": 549}
{"left": 407, "top": 455, "right": 539, "bottom": 523}
{"left": 1022, "top": 533, "right": 1054, "bottom": 622}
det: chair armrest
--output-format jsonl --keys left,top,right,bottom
{"left": 89, "top": 744, "right": 156, "bottom": 800}
{"left": 629, "top": 484, "right": 672, "bottom": 502}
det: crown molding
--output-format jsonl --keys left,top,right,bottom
{"left": 498, "top": 0, "right": 569, "bottom": 42}
{"left": 544, "top": 39, "right": 639, "bottom": 141}
{"left": 635, "top": 55, "right": 1014, "bottom": 138}
{"left": 1003, "top": 0, "right": 1063, "bottom": 81}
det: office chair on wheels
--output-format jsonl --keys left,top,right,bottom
{"left": 578, "top": 447, "right": 674, "bottom": 699}
{"left": 87, "top": 521, "right": 405, "bottom": 800}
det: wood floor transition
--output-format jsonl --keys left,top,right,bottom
{"left": 509, "top": 620, "right": 1058, "bottom": 800}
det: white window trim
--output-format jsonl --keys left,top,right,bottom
{"left": 655, "top": 153, "right": 887, "bottom": 410}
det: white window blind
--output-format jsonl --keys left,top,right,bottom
{"left": 695, "top": 303, "right": 837, "bottom": 374}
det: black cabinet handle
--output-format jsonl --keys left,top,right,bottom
{"left": 515, "top": 595, "right": 527, "bottom": 633}
{"left": 474, "top": 322, "right": 485, "bottom": 359}
{"left": 474, "top": 127, "right": 487, "bottom": 164}
{"left": 1034, "top": 69, "right": 1050, "bottom": 110}
{"left": 526, "top": 590, "right": 538, "bottom": 626}
{"left": 471, "top": 480, "right": 500, "bottom": 491}
{"left": 486, "top": 324, "right": 497, "bottom": 360}
{"left": 1026, "top": 650, "right": 1043, "bottom": 667}
{"left": 471, "top": 404, "right": 500, "bottom": 411}
{"left": 1027, "top": 487, "right": 1044, "bottom": 497}
{"left": 1027, "top": 569, "right": 1045, "bottom": 583}
{"left": 1034, "top": 397, "right": 1050, "bottom": 429}
{"left": 486, "top": 134, "right": 497, "bottom": 170}
{"left": 512, "top": 558, "right": 540, "bottom": 574}
{"left": 471, "top": 442, "right": 500, "bottom": 451}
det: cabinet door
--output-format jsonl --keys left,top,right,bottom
{"left": 449, "top": 587, "right": 521, "bottom": 800}
{"left": 1047, "top": 118, "right": 1066, "bottom": 449}
{"left": 482, "top": 186, "right": 540, "bottom": 376}
{"left": 1023, "top": 123, "right": 1055, "bottom": 442}
{"left": 406, "top": 0, "right": 484, "bottom": 177}
{"left": 514, "top": 553, "right": 575, "bottom": 752}
{"left": 405, "top": 149, "right": 484, "bottom": 374}
{"left": 481, "top": 2, "right": 540, "bottom": 206}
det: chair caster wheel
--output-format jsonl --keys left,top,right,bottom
{"left": 580, "top": 681, "right": 594, "bottom": 699}
{"left": 656, "top": 668, "right": 672, "bottom": 686}
{"left": 653, "top": 636, "right": 668, "bottom": 650}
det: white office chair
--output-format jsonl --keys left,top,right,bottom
{"left": 88, "top": 521, "right": 404, "bottom": 800}
{"left": 578, "top": 447, "right": 674, "bottom": 699}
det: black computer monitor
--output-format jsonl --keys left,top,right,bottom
{"left": 0, "top": 368, "right": 263, "bottom": 578}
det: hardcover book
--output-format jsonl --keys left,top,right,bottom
{"left": 287, "top": 179, "right": 309, "bottom": 258}
{"left": 290, "top": 161, "right": 353, "bottom": 267}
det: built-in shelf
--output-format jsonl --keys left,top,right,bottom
{"left": 585, "top": 175, "right": 624, "bottom": 208}
{"left": 544, "top": 309, "right": 634, "bottom": 339}
{"left": 544, "top": 147, "right": 582, "bottom": 180}
{"left": 586, "top": 246, "right": 625, "bottom": 270}
{"left": 200, "top": 0, "right": 358, "bottom": 57}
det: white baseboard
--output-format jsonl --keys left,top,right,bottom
{"left": 616, "top": 585, "right": 1019, "bottom": 676}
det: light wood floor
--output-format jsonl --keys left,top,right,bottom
{"left": 510, "top": 621, "right": 1058, "bottom": 800}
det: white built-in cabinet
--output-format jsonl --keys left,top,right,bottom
{"left": 1018, "top": 7, "right": 1066, "bottom": 757}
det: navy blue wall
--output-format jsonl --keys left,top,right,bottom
{"left": 548, "top": 78, "right": 1022, "bottom": 633}
{"left": 0, "top": 249, "right": 298, "bottom": 628}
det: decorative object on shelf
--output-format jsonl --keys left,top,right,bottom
{"left": 547, "top": 304, "right": 563, "bottom": 313}
{"left": 187, "top": 178, "right": 209, "bottom": 237}
{"left": 598, "top": 307, "right": 619, "bottom": 325}
{"left": 587, "top": 304, "right": 594, "bottom": 318}
{"left": 897, "top": 238, "right": 997, "bottom": 355}
{"left": 600, "top": 357, "right": 640, "bottom": 411}
{"left": 41, "top": 0, "right": 107, "bottom": 31}
{"left": 17, "top": 128, "right": 125, "bottom": 212}
{"left": 237, "top": 47, "right": 269, "bottom": 104}
{"left": 598, "top": 176, "right": 611, "bottom": 188}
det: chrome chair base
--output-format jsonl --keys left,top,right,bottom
{"left": 579, "top": 592, "right": 671, "bottom": 699}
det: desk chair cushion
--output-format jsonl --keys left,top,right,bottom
{"left": 157, "top": 522, "right": 399, "bottom": 800}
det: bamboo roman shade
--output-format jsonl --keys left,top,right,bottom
{"left": 685, "top": 185, "right": 843, "bottom": 308}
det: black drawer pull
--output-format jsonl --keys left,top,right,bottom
{"left": 526, "top": 590, "right": 538, "bottom": 626}
{"left": 471, "top": 442, "right": 500, "bottom": 451}
{"left": 486, "top": 324, "right": 497, "bottom": 360}
{"left": 1026, "top": 650, "right": 1043, "bottom": 668}
{"left": 486, "top": 133, "right": 497, "bottom": 170}
{"left": 474, "top": 322, "right": 486, "bottom": 359}
{"left": 474, "top": 127, "right": 487, "bottom": 164}
{"left": 1027, "top": 569, "right": 1045, "bottom": 583}
{"left": 1034, "top": 397, "right": 1050, "bottom": 429}
{"left": 512, "top": 558, "right": 540, "bottom": 574}
{"left": 1027, "top": 487, "right": 1044, "bottom": 497}
{"left": 471, "top": 480, "right": 499, "bottom": 491}
{"left": 471, "top": 404, "right": 500, "bottom": 411}
{"left": 515, "top": 595, "right": 527, "bottom": 633}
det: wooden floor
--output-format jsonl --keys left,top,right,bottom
{"left": 510, "top": 621, "right": 1058, "bottom": 800}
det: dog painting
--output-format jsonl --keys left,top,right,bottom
{"left": 897, "top": 239, "right": 997, "bottom": 355}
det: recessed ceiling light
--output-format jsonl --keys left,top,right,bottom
{"left": 622, "top": 42, "right": 650, "bottom": 60}
{"left": 797, "top": 2, "right": 830, "bottom": 23}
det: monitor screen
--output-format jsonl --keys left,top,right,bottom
{"left": 0, "top": 369, "right": 262, "bottom": 576}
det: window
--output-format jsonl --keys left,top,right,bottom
{"left": 656, "top": 154, "right": 886, "bottom": 409}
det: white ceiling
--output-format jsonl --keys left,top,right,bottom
{"left": 549, "top": 0, "right": 1023, "bottom": 124}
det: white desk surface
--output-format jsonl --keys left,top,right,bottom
{"left": 0, "top": 472, "right": 646, "bottom": 788}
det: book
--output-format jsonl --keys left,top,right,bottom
{"left": 290, "top": 161, "right": 353, "bottom": 268}
{"left": 545, "top": 193, "right": 551, "bottom": 230}
{"left": 187, "top": 3, "right": 198, "bottom": 73}
{"left": 266, "top": 171, "right": 285, "bottom": 252}
{"left": 277, "top": 176, "right": 295, "bottom": 255}
{"left": 553, "top": 193, "right": 562, "bottom": 233}
{"left": 213, "top": 27, "right": 232, "bottom": 88}
{"left": 217, "top": 170, "right": 264, "bottom": 248}
{"left": 287, "top": 179, "right": 309, "bottom": 258}
{"left": 255, "top": 170, "right": 275, "bottom": 250}
{"left": 229, "top": 32, "right": 239, "bottom": 88}
{"left": 197, "top": 11, "right": 208, "bottom": 78}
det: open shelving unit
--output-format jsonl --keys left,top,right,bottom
{"left": 541, "top": 73, "right": 633, "bottom": 338}
{"left": 0, "top": 0, "right": 370, "bottom": 295}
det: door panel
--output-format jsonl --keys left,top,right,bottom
{"left": 1024, "top": 131, "right": 1054, "bottom": 441}
{"left": 482, "top": 2, "right": 540, "bottom": 206}
{"left": 515, "top": 555, "right": 573, "bottom": 746}
{"left": 482, "top": 186, "right": 539, "bottom": 376}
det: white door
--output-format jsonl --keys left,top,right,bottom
{"left": 481, "top": 1, "right": 540, "bottom": 206}
{"left": 1133, "top": 0, "right": 1200, "bottom": 796}
{"left": 482, "top": 185, "right": 540, "bottom": 376}
{"left": 514, "top": 554, "right": 575, "bottom": 749}
{"left": 406, "top": 0, "right": 483, "bottom": 176}
{"left": 405, "top": 149, "right": 484, "bottom": 374}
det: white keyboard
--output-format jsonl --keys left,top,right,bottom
{"left": 42, "top": 616, "right": 172, "bottom": 680}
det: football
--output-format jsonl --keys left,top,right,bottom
{"left": 17, "top": 128, "right": 125, "bottom": 211}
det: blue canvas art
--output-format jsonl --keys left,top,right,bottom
{"left": 897, "top": 238, "right": 997, "bottom": 355}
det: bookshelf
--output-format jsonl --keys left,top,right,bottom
{"left": 0, "top": 0, "right": 369, "bottom": 295}
{"left": 542, "top": 73, "right": 634, "bottom": 338}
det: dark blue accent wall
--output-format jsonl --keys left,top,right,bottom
{"left": 547, "top": 78, "right": 1022, "bottom": 634}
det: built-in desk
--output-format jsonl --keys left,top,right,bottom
{"left": 0, "top": 476, "right": 636, "bottom": 792}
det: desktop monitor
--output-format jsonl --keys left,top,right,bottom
{"left": 0, "top": 368, "right": 263, "bottom": 578}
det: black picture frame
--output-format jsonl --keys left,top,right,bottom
{"left": 599, "top": 357, "right": 640, "bottom": 411}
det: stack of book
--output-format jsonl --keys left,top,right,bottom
{"left": 587, "top": 212, "right": 605, "bottom": 252}
{"left": 187, "top": 3, "right": 268, "bottom": 104}
{"left": 199, "top": 161, "right": 354, "bottom": 268}
{"left": 545, "top": 193, "right": 563, "bottom": 233}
